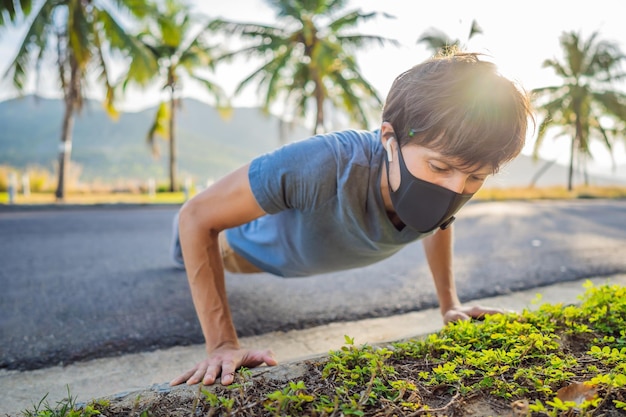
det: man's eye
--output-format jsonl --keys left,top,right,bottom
{"left": 429, "top": 163, "right": 448, "bottom": 172}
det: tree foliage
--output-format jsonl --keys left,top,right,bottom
{"left": 210, "top": 0, "right": 397, "bottom": 135}
{"left": 532, "top": 31, "right": 626, "bottom": 190}
{"left": 122, "top": 0, "right": 228, "bottom": 192}
{"left": 3, "top": 0, "right": 155, "bottom": 199}
{"left": 417, "top": 19, "right": 482, "bottom": 56}
{"left": 0, "top": 0, "right": 33, "bottom": 25}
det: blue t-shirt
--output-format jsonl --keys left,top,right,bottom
{"left": 226, "top": 129, "right": 430, "bottom": 277}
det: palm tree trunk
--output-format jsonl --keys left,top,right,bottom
{"left": 168, "top": 91, "right": 177, "bottom": 192}
{"left": 529, "top": 159, "right": 557, "bottom": 188}
{"left": 582, "top": 154, "right": 589, "bottom": 186}
{"left": 55, "top": 100, "right": 75, "bottom": 200}
{"left": 55, "top": 60, "right": 80, "bottom": 201}
{"left": 569, "top": 113, "right": 584, "bottom": 191}
{"left": 313, "top": 75, "right": 325, "bottom": 135}
{"left": 567, "top": 137, "right": 575, "bottom": 191}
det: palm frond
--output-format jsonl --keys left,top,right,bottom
{"left": 592, "top": 91, "right": 626, "bottom": 121}
{"left": 208, "top": 19, "right": 285, "bottom": 39}
{"left": 234, "top": 47, "right": 294, "bottom": 95}
{"left": 100, "top": 9, "right": 157, "bottom": 86}
{"left": 417, "top": 28, "right": 454, "bottom": 48}
{"left": 146, "top": 101, "right": 170, "bottom": 157}
{"left": 178, "top": 34, "right": 217, "bottom": 71}
{"left": 107, "top": 0, "right": 153, "bottom": 19}
{"left": 3, "top": 0, "right": 55, "bottom": 90}
{"left": 336, "top": 34, "right": 398, "bottom": 50}
{"left": 189, "top": 73, "right": 230, "bottom": 111}
{"left": 92, "top": 29, "right": 118, "bottom": 119}
{"left": 67, "top": 0, "right": 92, "bottom": 69}
{"left": 328, "top": 10, "right": 380, "bottom": 32}
{"left": 0, "top": 0, "right": 33, "bottom": 24}
{"left": 468, "top": 19, "right": 483, "bottom": 39}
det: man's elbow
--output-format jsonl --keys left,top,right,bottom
{"left": 178, "top": 195, "right": 216, "bottom": 237}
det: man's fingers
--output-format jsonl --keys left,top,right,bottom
{"left": 471, "top": 305, "right": 498, "bottom": 315}
{"left": 220, "top": 360, "right": 238, "bottom": 385}
{"left": 188, "top": 365, "right": 209, "bottom": 385}
{"left": 245, "top": 349, "right": 278, "bottom": 367}
{"left": 200, "top": 363, "right": 222, "bottom": 385}
{"left": 262, "top": 349, "right": 278, "bottom": 366}
{"left": 173, "top": 348, "right": 278, "bottom": 388}
{"left": 171, "top": 361, "right": 221, "bottom": 386}
{"left": 170, "top": 368, "right": 195, "bottom": 386}
{"left": 468, "top": 305, "right": 515, "bottom": 319}
{"left": 443, "top": 310, "right": 470, "bottom": 324}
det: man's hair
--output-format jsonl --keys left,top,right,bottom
{"left": 382, "top": 52, "right": 533, "bottom": 173}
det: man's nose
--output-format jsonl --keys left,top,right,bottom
{"left": 442, "top": 174, "right": 467, "bottom": 194}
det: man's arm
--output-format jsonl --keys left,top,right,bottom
{"left": 170, "top": 163, "right": 277, "bottom": 387}
{"left": 422, "top": 225, "right": 505, "bottom": 324}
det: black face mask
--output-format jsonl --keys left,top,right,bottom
{"left": 385, "top": 143, "right": 474, "bottom": 233}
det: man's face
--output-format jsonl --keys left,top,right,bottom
{"left": 388, "top": 143, "right": 492, "bottom": 195}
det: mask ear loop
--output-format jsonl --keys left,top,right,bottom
{"left": 386, "top": 137, "right": 395, "bottom": 162}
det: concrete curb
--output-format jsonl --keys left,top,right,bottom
{"left": 2, "top": 274, "right": 626, "bottom": 416}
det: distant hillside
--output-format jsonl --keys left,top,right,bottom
{"left": 1, "top": 95, "right": 624, "bottom": 187}
{"left": 486, "top": 154, "right": 626, "bottom": 188}
{"left": 0, "top": 96, "right": 310, "bottom": 183}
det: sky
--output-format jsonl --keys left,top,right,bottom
{"left": 1, "top": 0, "right": 625, "bottom": 176}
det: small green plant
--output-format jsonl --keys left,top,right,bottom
{"left": 202, "top": 390, "right": 235, "bottom": 413}
{"left": 263, "top": 380, "right": 314, "bottom": 415}
{"left": 21, "top": 387, "right": 102, "bottom": 417}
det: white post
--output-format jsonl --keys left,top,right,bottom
{"left": 8, "top": 172, "right": 17, "bottom": 204}
{"left": 22, "top": 174, "right": 30, "bottom": 197}
{"left": 147, "top": 178, "right": 156, "bottom": 198}
{"left": 183, "top": 177, "right": 192, "bottom": 201}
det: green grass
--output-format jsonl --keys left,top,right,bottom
{"left": 21, "top": 387, "right": 109, "bottom": 417}
{"left": 475, "top": 185, "right": 626, "bottom": 200}
{"left": 0, "top": 191, "right": 187, "bottom": 205}
{"left": 1, "top": 185, "right": 624, "bottom": 207}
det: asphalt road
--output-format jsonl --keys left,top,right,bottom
{"left": 1, "top": 199, "right": 625, "bottom": 371}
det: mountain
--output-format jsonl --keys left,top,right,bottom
{"left": 486, "top": 154, "right": 626, "bottom": 188}
{"left": 1, "top": 95, "right": 624, "bottom": 188}
{"left": 0, "top": 96, "right": 310, "bottom": 183}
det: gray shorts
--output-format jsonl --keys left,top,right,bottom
{"left": 171, "top": 211, "right": 262, "bottom": 274}
{"left": 218, "top": 232, "right": 263, "bottom": 274}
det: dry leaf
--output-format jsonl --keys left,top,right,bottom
{"left": 510, "top": 399, "right": 529, "bottom": 416}
{"left": 556, "top": 381, "right": 598, "bottom": 405}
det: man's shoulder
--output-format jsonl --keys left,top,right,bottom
{"left": 322, "top": 128, "right": 380, "bottom": 144}
{"left": 252, "top": 128, "right": 381, "bottom": 172}
{"left": 310, "top": 129, "right": 381, "bottom": 157}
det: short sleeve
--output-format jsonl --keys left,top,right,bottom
{"left": 248, "top": 135, "right": 339, "bottom": 214}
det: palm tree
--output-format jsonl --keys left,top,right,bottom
{"left": 532, "top": 31, "right": 626, "bottom": 190}
{"left": 210, "top": 0, "right": 396, "bottom": 135}
{"left": 418, "top": 19, "right": 482, "bottom": 56}
{"left": 3, "top": 0, "right": 155, "bottom": 200}
{"left": 123, "top": 0, "right": 228, "bottom": 192}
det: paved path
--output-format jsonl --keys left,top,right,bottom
{"left": 1, "top": 200, "right": 625, "bottom": 372}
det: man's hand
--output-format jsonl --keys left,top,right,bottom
{"left": 443, "top": 305, "right": 512, "bottom": 325}
{"left": 170, "top": 347, "right": 277, "bottom": 386}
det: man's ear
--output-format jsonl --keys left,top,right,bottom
{"left": 380, "top": 121, "right": 396, "bottom": 139}
{"left": 381, "top": 121, "right": 396, "bottom": 162}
